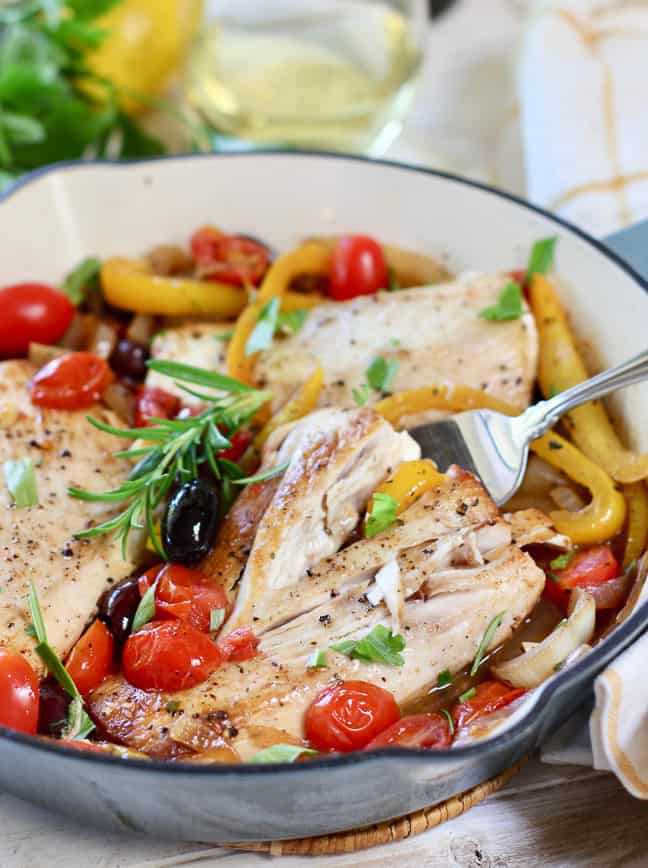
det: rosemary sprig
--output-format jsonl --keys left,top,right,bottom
{"left": 68, "top": 360, "right": 278, "bottom": 559}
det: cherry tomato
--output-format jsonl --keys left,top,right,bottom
{"left": 329, "top": 235, "right": 388, "bottom": 301}
{"left": 30, "top": 352, "right": 113, "bottom": 410}
{"left": 122, "top": 620, "right": 223, "bottom": 691}
{"left": 544, "top": 545, "right": 620, "bottom": 611}
{"left": 138, "top": 563, "right": 229, "bottom": 633}
{"left": 542, "top": 574, "right": 571, "bottom": 610}
{"left": 0, "top": 283, "right": 74, "bottom": 357}
{"left": 65, "top": 620, "right": 114, "bottom": 697}
{"left": 305, "top": 680, "right": 400, "bottom": 752}
{"left": 452, "top": 681, "right": 525, "bottom": 731}
{"left": 365, "top": 713, "right": 452, "bottom": 751}
{"left": 190, "top": 227, "right": 270, "bottom": 286}
{"left": 218, "top": 428, "right": 252, "bottom": 463}
{"left": 134, "top": 386, "right": 181, "bottom": 428}
{"left": 0, "top": 650, "right": 39, "bottom": 734}
{"left": 217, "top": 626, "right": 259, "bottom": 662}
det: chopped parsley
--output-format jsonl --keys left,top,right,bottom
{"left": 550, "top": 551, "right": 574, "bottom": 571}
{"left": 215, "top": 329, "right": 234, "bottom": 342}
{"left": 440, "top": 708, "right": 455, "bottom": 734}
{"left": 62, "top": 257, "right": 101, "bottom": 307}
{"left": 364, "top": 492, "right": 399, "bottom": 538}
{"left": 352, "top": 383, "right": 371, "bottom": 407}
{"left": 248, "top": 744, "right": 318, "bottom": 764}
{"left": 526, "top": 237, "right": 557, "bottom": 281}
{"left": 437, "top": 669, "right": 452, "bottom": 689}
{"left": 459, "top": 687, "right": 477, "bottom": 703}
{"left": 478, "top": 281, "right": 523, "bottom": 321}
{"left": 307, "top": 649, "right": 327, "bottom": 669}
{"left": 470, "top": 611, "right": 506, "bottom": 676}
{"left": 366, "top": 356, "right": 400, "bottom": 392}
{"left": 3, "top": 458, "right": 38, "bottom": 507}
{"left": 276, "top": 309, "right": 308, "bottom": 335}
{"left": 331, "top": 624, "right": 406, "bottom": 666}
{"left": 165, "top": 700, "right": 180, "bottom": 714}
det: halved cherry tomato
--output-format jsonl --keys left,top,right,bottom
{"left": 135, "top": 385, "right": 181, "bottom": 428}
{"left": 305, "top": 680, "right": 400, "bottom": 752}
{"left": 122, "top": 620, "right": 223, "bottom": 691}
{"left": 30, "top": 352, "right": 113, "bottom": 410}
{"left": 0, "top": 283, "right": 75, "bottom": 357}
{"left": 0, "top": 650, "right": 39, "bottom": 734}
{"left": 365, "top": 713, "right": 452, "bottom": 751}
{"left": 65, "top": 620, "right": 114, "bottom": 697}
{"left": 218, "top": 428, "right": 253, "bottom": 463}
{"left": 542, "top": 574, "right": 571, "bottom": 610}
{"left": 191, "top": 228, "right": 270, "bottom": 286}
{"left": 452, "top": 681, "right": 525, "bottom": 731}
{"left": 138, "top": 563, "right": 229, "bottom": 633}
{"left": 217, "top": 626, "right": 259, "bottom": 662}
{"left": 329, "top": 235, "right": 388, "bottom": 301}
{"left": 544, "top": 545, "right": 620, "bottom": 611}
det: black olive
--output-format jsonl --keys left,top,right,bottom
{"left": 162, "top": 478, "right": 220, "bottom": 564}
{"left": 110, "top": 339, "right": 149, "bottom": 382}
{"left": 97, "top": 576, "right": 141, "bottom": 646}
{"left": 37, "top": 683, "right": 70, "bottom": 737}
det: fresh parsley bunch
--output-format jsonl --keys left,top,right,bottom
{"left": 0, "top": 0, "right": 166, "bottom": 191}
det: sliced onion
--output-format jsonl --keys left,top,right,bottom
{"left": 581, "top": 573, "right": 631, "bottom": 610}
{"left": 89, "top": 321, "right": 118, "bottom": 359}
{"left": 492, "top": 589, "right": 596, "bottom": 688}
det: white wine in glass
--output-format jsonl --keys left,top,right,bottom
{"left": 184, "top": 0, "right": 426, "bottom": 155}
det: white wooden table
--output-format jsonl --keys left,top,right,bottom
{"left": 4, "top": 2, "right": 647, "bottom": 865}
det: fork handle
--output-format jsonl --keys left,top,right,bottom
{"left": 517, "top": 347, "right": 648, "bottom": 442}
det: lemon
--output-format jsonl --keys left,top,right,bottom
{"left": 84, "top": 0, "right": 204, "bottom": 113}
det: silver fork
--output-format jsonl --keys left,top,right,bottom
{"left": 409, "top": 348, "right": 648, "bottom": 506}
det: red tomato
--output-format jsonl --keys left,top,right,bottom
{"left": 135, "top": 386, "right": 181, "bottom": 428}
{"left": 65, "top": 620, "right": 114, "bottom": 697}
{"left": 191, "top": 228, "right": 270, "bottom": 286}
{"left": 138, "top": 563, "right": 229, "bottom": 633}
{"left": 217, "top": 626, "right": 259, "bottom": 662}
{"left": 553, "top": 545, "right": 619, "bottom": 588}
{"left": 58, "top": 740, "right": 111, "bottom": 754}
{"left": 0, "top": 283, "right": 74, "bottom": 357}
{"left": 364, "top": 713, "right": 452, "bottom": 751}
{"left": 218, "top": 428, "right": 252, "bottom": 463}
{"left": 0, "top": 650, "right": 39, "bottom": 734}
{"left": 305, "top": 680, "right": 400, "bottom": 752}
{"left": 542, "top": 574, "right": 571, "bottom": 610}
{"left": 452, "top": 681, "right": 525, "bottom": 731}
{"left": 329, "top": 235, "right": 388, "bottom": 301}
{"left": 122, "top": 620, "right": 223, "bottom": 691}
{"left": 30, "top": 352, "right": 113, "bottom": 410}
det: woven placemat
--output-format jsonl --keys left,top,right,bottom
{"left": 226, "top": 761, "right": 523, "bottom": 857}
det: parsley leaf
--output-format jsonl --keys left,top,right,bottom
{"left": 131, "top": 577, "right": 158, "bottom": 632}
{"left": 526, "top": 236, "right": 557, "bottom": 280}
{"left": 366, "top": 356, "right": 400, "bottom": 392}
{"left": 437, "top": 669, "right": 452, "bottom": 689}
{"left": 331, "top": 624, "right": 406, "bottom": 666}
{"left": 61, "top": 256, "right": 101, "bottom": 306}
{"left": 249, "top": 744, "right": 318, "bottom": 764}
{"left": 3, "top": 458, "right": 38, "bottom": 506}
{"left": 352, "top": 383, "right": 371, "bottom": 407}
{"left": 307, "top": 649, "right": 327, "bottom": 669}
{"left": 550, "top": 551, "right": 574, "bottom": 571}
{"left": 364, "top": 491, "right": 399, "bottom": 538}
{"left": 245, "top": 298, "right": 280, "bottom": 356}
{"left": 459, "top": 687, "right": 477, "bottom": 703}
{"left": 470, "top": 611, "right": 506, "bottom": 676}
{"left": 478, "top": 281, "right": 523, "bottom": 321}
{"left": 276, "top": 309, "right": 307, "bottom": 335}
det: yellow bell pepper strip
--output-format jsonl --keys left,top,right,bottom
{"left": 529, "top": 273, "right": 648, "bottom": 483}
{"left": 623, "top": 482, "right": 648, "bottom": 568}
{"left": 226, "top": 243, "right": 331, "bottom": 384}
{"left": 371, "top": 459, "right": 445, "bottom": 514}
{"left": 374, "top": 384, "right": 519, "bottom": 426}
{"left": 531, "top": 432, "right": 626, "bottom": 544}
{"left": 101, "top": 258, "right": 248, "bottom": 317}
{"left": 241, "top": 367, "right": 325, "bottom": 473}
{"left": 375, "top": 383, "right": 626, "bottom": 544}
{"left": 281, "top": 291, "right": 327, "bottom": 311}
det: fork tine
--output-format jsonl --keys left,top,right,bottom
{"left": 410, "top": 419, "right": 482, "bottom": 479}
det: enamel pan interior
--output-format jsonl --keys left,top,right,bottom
{"left": 0, "top": 152, "right": 647, "bottom": 842}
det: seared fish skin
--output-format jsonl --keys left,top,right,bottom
{"left": 89, "top": 456, "right": 545, "bottom": 759}
{"left": 0, "top": 360, "right": 136, "bottom": 672}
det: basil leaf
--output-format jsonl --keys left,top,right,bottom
{"left": 3, "top": 458, "right": 38, "bottom": 507}
{"left": 364, "top": 492, "right": 398, "bottom": 538}
{"left": 366, "top": 356, "right": 399, "bottom": 393}
{"left": 478, "top": 281, "right": 523, "bottom": 321}
{"left": 276, "top": 309, "right": 307, "bottom": 335}
{"left": 331, "top": 624, "right": 406, "bottom": 667}
{"left": 459, "top": 687, "right": 477, "bottom": 703}
{"left": 210, "top": 608, "right": 225, "bottom": 632}
{"left": 307, "top": 649, "right": 327, "bottom": 669}
{"left": 550, "top": 551, "right": 574, "bottom": 571}
{"left": 249, "top": 744, "right": 318, "bottom": 764}
{"left": 352, "top": 383, "right": 371, "bottom": 407}
{"left": 131, "top": 578, "right": 158, "bottom": 632}
{"left": 245, "top": 297, "right": 280, "bottom": 356}
{"left": 61, "top": 256, "right": 101, "bottom": 306}
{"left": 526, "top": 236, "right": 557, "bottom": 280}
{"left": 470, "top": 611, "right": 506, "bottom": 676}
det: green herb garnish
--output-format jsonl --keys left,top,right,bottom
{"left": 437, "top": 669, "right": 452, "bottom": 689}
{"left": 215, "top": 329, "right": 234, "bottom": 342}
{"left": 276, "top": 309, "right": 308, "bottom": 336}
{"left": 352, "top": 383, "right": 371, "bottom": 407}
{"left": 478, "top": 281, "right": 523, "bottom": 321}
{"left": 28, "top": 580, "right": 94, "bottom": 740}
{"left": 364, "top": 492, "right": 399, "bottom": 538}
{"left": 459, "top": 687, "right": 477, "bottom": 703}
{"left": 331, "top": 624, "right": 406, "bottom": 667}
{"left": 526, "top": 237, "right": 557, "bottom": 280}
{"left": 131, "top": 577, "right": 158, "bottom": 632}
{"left": 248, "top": 744, "right": 318, "bottom": 764}
{"left": 307, "top": 649, "right": 327, "bottom": 669}
{"left": 550, "top": 551, "right": 574, "bottom": 571}
{"left": 165, "top": 700, "right": 180, "bottom": 714}
{"left": 3, "top": 458, "right": 38, "bottom": 507}
{"left": 470, "top": 611, "right": 506, "bottom": 676}
{"left": 245, "top": 298, "right": 280, "bottom": 356}
{"left": 440, "top": 708, "right": 455, "bottom": 734}
{"left": 386, "top": 268, "right": 401, "bottom": 292}
{"left": 68, "top": 359, "right": 273, "bottom": 558}
{"left": 61, "top": 256, "right": 101, "bottom": 307}
{"left": 209, "top": 608, "right": 225, "bottom": 632}
{"left": 366, "top": 356, "right": 400, "bottom": 393}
